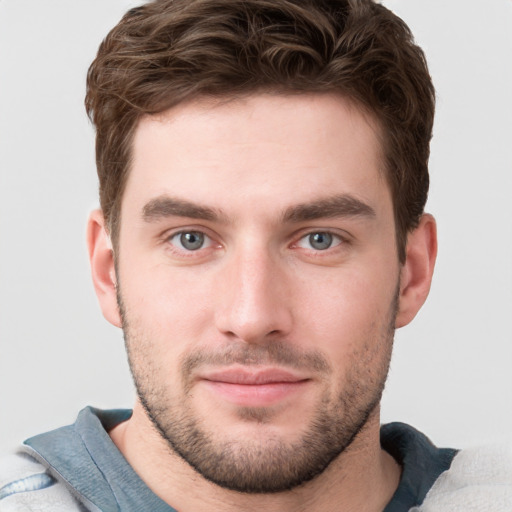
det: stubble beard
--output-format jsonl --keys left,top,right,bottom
{"left": 118, "top": 289, "right": 398, "bottom": 494}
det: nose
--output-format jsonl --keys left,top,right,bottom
{"left": 214, "top": 245, "right": 293, "bottom": 344}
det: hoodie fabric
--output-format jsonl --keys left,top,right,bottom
{"left": 1, "top": 407, "right": 502, "bottom": 511}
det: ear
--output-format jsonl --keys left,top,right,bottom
{"left": 86, "top": 209, "right": 122, "bottom": 328}
{"left": 395, "top": 214, "right": 437, "bottom": 328}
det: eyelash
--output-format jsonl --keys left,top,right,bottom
{"left": 164, "top": 230, "right": 218, "bottom": 259}
{"left": 163, "top": 228, "right": 349, "bottom": 258}
{"left": 294, "top": 231, "right": 346, "bottom": 252}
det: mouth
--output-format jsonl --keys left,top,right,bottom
{"left": 198, "top": 367, "right": 311, "bottom": 407}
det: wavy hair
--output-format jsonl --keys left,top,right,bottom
{"left": 86, "top": 0, "right": 435, "bottom": 262}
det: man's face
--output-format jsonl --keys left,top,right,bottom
{"left": 116, "top": 94, "right": 401, "bottom": 492}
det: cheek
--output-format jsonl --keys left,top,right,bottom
{"left": 119, "top": 260, "right": 219, "bottom": 352}
{"left": 295, "top": 267, "right": 397, "bottom": 355}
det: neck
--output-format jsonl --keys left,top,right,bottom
{"left": 110, "top": 401, "right": 401, "bottom": 512}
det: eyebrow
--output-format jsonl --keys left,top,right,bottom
{"left": 142, "top": 193, "right": 376, "bottom": 224}
{"left": 142, "top": 196, "right": 224, "bottom": 222}
{"left": 282, "top": 194, "right": 376, "bottom": 223}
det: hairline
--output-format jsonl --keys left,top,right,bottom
{"left": 107, "top": 90, "right": 402, "bottom": 261}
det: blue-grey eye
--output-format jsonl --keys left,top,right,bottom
{"left": 180, "top": 231, "right": 204, "bottom": 250}
{"left": 297, "top": 231, "right": 342, "bottom": 251}
{"left": 170, "top": 231, "right": 207, "bottom": 251}
{"left": 308, "top": 232, "right": 333, "bottom": 250}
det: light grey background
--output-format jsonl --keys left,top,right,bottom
{"left": 1, "top": 0, "right": 511, "bottom": 455}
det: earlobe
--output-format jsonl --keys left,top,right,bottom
{"left": 395, "top": 214, "right": 437, "bottom": 328}
{"left": 86, "top": 209, "right": 122, "bottom": 328}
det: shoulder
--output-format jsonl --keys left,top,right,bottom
{"left": 0, "top": 407, "right": 133, "bottom": 512}
{"left": 0, "top": 447, "right": 91, "bottom": 511}
{"left": 412, "top": 443, "right": 512, "bottom": 511}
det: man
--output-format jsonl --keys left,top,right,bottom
{"left": 0, "top": 0, "right": 510, "bottom": 510}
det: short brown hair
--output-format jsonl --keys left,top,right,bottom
{"left": 86, "top": 0, "right": 434, "bottom": 262}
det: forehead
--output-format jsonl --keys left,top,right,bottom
{"left": 123, "top": 93, "right": 390, "bottom": 221}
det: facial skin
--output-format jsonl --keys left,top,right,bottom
{"left": 88, "top": 93, "right": 437, "bottom": 511}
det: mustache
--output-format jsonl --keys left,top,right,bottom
{"left": 181, "top": 340, "right": 331, "bottom": 376}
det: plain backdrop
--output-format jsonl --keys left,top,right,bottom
{"left": 0, "top": 0, "right": 511, "bottom": 456}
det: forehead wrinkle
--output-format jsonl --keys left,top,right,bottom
{"left": 282, "top": 194, "right": 376, "bottom": 223}
{"left": 142, "top": 195, "right": 227, "bottom": 223}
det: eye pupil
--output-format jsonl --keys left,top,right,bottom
{"left": 309, "top": 232, "right": 333, "bottom": 250}
{"left": 180, "top": 231, "right": 204, "bottom": 250}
